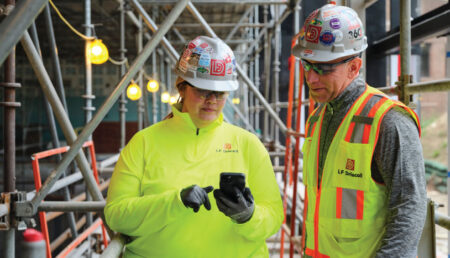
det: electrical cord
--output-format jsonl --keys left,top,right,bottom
{"left": 48, "top": 0, "right": 95, "bottom": 41}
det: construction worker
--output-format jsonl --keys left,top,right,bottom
{"left": 292, "top": 4, "right": 427, "bottom": 258}
{"left": 104, "top": 36, "right": 283, "bottom": 258}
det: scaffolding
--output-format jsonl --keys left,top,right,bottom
{"left": 0, "top": 0, "right": 450, "bottom": 257}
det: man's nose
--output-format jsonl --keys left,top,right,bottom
{"left": 306, "top": 69, "right": 320, "bottom": 84}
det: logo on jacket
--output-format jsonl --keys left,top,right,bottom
{"left": 337, "top": 158, "right": 362, "bottom": 178}
{"left": 346, "top": 159, "right": 355, "bottom": 170}
{"left": 216, "top": 143, "right": 238, "bottom": 153}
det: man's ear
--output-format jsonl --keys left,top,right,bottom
{"left": 347, "top": 58, "right": 362, "bottom": 79}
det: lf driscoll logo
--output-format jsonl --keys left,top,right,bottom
{"left": 337, "top": 158, "right": 362, "bottom": 178}
{"left": 216, "top": 143, "right": 238, "bottom": 153}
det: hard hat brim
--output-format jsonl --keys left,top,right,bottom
{"left": 182, "top": 76, "right": 239, "bottom": 92}
{"left": 292, "top": 38, "right": 367, "bottom": 62}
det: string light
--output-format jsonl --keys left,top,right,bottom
{"left": 147, "top": 79, "right": 159, "bottom": 93}
{"left": 127, "top": 83, "right": 142, "bottom": 101}
{"left": 87, "top": 39, "right": 109, "bottom": 64}
{"left": 161, "top": 91, "right": 170, "bottom": 103}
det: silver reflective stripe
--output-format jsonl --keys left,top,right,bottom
{"left": 341, "top": 188, "right": 358, "bottom": 219}
{"left": 350, "top": 123, "right": 365, "bottom": 143}
{"left": 359, "top": 95, "right": 383, "bottom": 117}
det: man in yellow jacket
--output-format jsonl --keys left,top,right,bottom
{"left": 105, "top": 36, "right": 283, "bottom": 258}
{"left": 293, "top": 4, "right": 427, "bottom": 258}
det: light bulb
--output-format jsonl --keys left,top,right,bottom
{"left": 161, "top": 91, "right": 170, "bottom": 103}
{"left": 147, "top": 79, "right": 159, "bottom": 93}
{"left": 127, "top": 83, "right": 142, "bottom": 101}
{"left": 88, "top": 39, "right": 109, "bottom": 65}
{"left": 169, "top": 96, "right": 177, "bottom": 104}
{"left": 232, "top": 98, "right": 240, "bottom": 104}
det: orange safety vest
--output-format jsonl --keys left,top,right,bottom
{"left": 301, "top": 85, "right": 420, "bottom": 258}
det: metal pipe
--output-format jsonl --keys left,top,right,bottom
{"left": 137, "top": 15, "right": 145, "bottom": 130}
{"left": 435, "top": 212, "right": 450, "bottom": 231}
{"left": 16, "top": 0, "right": 189, "bottom": 217}
{"left": 254, "top": 5, "right": 261, "bottom": 133}
{"left": 0, "top": 0, "right": 47, "bottom": 66}
{"left": 152, "top": 43, "right": 158, "bottom": 123}
{"left": 19, "top": 32, "right": 103, "bottom": 214}
{"left": 226, "top": 6, "right": 254, "bottom": 41}
{"left": 186, "top": 2, "right": 288, "bottom": 134}
{"left": 44, "top": 3, "right": 68, "bottom": 112}
{"left": 127, "top": 0, "right": 179, "bottom": 63}
{"left": 238, "top": 7, "right": 291, "bottom": 64}
{"left": 29, "top": 21, "right": 79, "bottom": 239}
{"left": 166, "top": 22, "right": 266, "bottom": 29}
{"left": 263, "top": 6, "right": 272, "bottom": 141}
{"left": 272, "top": 4, "right": 281, "bottom": 165}
{"left": 27, "top": 172, "right": 84, "bottom": 201}
{"left": 99, "top": 234, "right": 127, "bottom": 258}
{"left": 119, "top": 0, "right": 127, "bottom": 149}
{"left": 38, "top": 201, "right": 106, "bottom": 212}
{"left": 400, "top": 0, "right": 411, "bottom": 76}
{"left": 2, "top": 0, "right": 17, "bottom": 256}
{"left": 377, "top": 79, "right": 450, "bottom": 95}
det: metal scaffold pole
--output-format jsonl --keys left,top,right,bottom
{"left": 119, "top": 0, "right": 128, "bottom": 149}
{"left": 2, "top": 0, "right": 19, "bottom": 255}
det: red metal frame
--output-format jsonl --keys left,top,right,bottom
{"left": 31, "top": 140, "right": 108, "bottom": 258}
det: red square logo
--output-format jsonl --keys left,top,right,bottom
{"left": 346, "top": 159, "right": 355, "bottom": 171}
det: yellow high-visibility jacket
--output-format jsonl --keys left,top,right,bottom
{"left": 105, "top": 104, "right": 283, "bottom": 258}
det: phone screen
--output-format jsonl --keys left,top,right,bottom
{"left": 220, "top": 172, "right": 246, "bottom": 200}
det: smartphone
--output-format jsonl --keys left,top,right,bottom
{"left": 220, "top": 172, "right": 246, "bottom": 200}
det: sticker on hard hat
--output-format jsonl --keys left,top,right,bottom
{"left": 333, "top": 30, "right": 343, "bottom": 42}
{"left": 329, "top": 18, "right": 341, "bottom": 29}
{"left": 320, "top": 31, "right": 335, "bottom": 46}
{"left": 306, "top": 25, "right": 322, "bottom": 43}
{"left": 179, "top": 60, "right": 188, "bottom": 73}
{"left": 302, "top": 49, "right": 315, "bottom": 57}
{"left": 310, "top": 19, "right": 322, "bottom": 26}
{"left": 199, "top": 53, "right": 211, "bottom": 67}
{"left": 322, "top": 9, "right": 339, "bottom": 21}
{"left": 197, "top": 67, "right": 209, "bottom": 74}
{"left": 211, "top": 59, "right": 226, "bottom": 76}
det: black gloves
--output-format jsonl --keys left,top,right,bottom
{"left": 180, "top": 185, "right": 214, "bottom": 212}
{"left": 214, "top": 187, "right": 254, "bottom": 224}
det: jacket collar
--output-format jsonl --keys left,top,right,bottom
{"left": 171, "top": 103, "right": 223, "bottom": 134}
{"left": 327, "top": 74, "right": 366, "bottom": 112}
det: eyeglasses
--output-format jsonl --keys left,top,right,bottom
{"left": 183, "top": 82, "right": 228, "bottom": 100}
{"left": 301, "top": 55, "right": 359, "bottom": 75}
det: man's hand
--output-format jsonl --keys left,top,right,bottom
{"left": 180, "top": 185, "right": 214, "bottom": 212}
{"left": 214, "top": 187, "right": 254, "bottom": 224}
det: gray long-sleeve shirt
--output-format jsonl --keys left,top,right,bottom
{"left": 317, "top": 75, "right": 427, "bottom": 258}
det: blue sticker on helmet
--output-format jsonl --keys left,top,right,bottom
{"left": 320, "top": 31, "right": 335, "bottom": 46}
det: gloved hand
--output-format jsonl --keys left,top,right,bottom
{"left": 213, "top": 187, "right": 254, "bottom": 224}
{"left": 180, "top": 185, "right": 214, "bottom": 212}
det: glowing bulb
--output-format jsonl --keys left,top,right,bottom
{"left": 126, "top": 83, "right": 142, "bottom": 101}
{"left": 169, "top": 95, "right": 178, "bottom": 104}
{"left": 147, "top": 79, "right": 159, "bottom": 93}
{"left": 161, "top": 91, "right": 170, "bottom": 103}
{"left": 87, "top": 39, "right": 109, "bottom": 64}
{"left": 232, "top": 98, "right": 240, "bottom": 104}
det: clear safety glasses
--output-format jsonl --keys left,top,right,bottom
{"left": 301, "top": 55, "right": 359, "bottom": 75}
{"left": 183, "top": 81, "right": 228, "bottom": 101}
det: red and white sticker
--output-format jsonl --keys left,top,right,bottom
{"left": 210, "top": 59, "right": 226, "bottom": 76}
{"left": 306, "top": 25, "right": 322, "bottom": 43}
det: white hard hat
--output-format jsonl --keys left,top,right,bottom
{"left": 292, "top": 4, "right": 367, "bottom": 62}
{"left": 175, "top": 36, "right": 238, "bottom": 92}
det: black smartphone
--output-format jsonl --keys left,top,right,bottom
{"left": 220, "top": 172, "right": 246, "bottom": 200}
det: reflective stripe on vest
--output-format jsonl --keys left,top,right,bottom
{"left": 302, "top": 85, "right": 420, "bottom": 258}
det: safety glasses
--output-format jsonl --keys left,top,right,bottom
{"left": 183, "top": 81, "right": 228, "bottom": 100}
{"left": 301, "top": 55, "right": 359, "bottom": 75}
